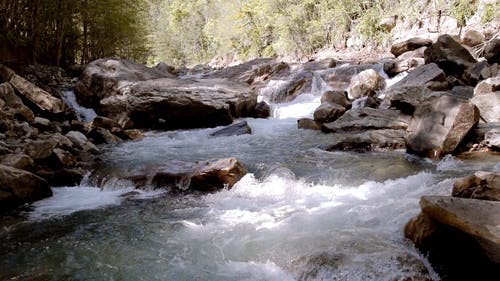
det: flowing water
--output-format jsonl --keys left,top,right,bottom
{"left": 1, "top": 75, "right": 500, "bottom": 281}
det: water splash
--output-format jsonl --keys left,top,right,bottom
{"left": 60, "top": 90, "right": 97, "bottom": 122}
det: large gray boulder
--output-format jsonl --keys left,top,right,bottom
{"left": 452, "top": 171, "right": 500, "bottom": 201}
{"left": 389, "top": 63, "right": 446, "bottom": 90}
{"left": 0, "top": 164, "right": 52, "bottom": 211}
{"left": 405, "top": 95, "right": 479, "bottom": 158}
{"left": 322, "top": 108, "right": 410, "bottom": 133}
{"left": 313, "top": 102, "right": 346, "bottom": 123}
{"left": 324, "top": 129, "right": 407, "bottom": 152}
{"left": 471, "top": 92, "right": 500, "bottom": 123}
{"left": 348, "top": 69, "right": 385, "bottom": 99}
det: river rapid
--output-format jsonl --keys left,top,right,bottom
{"left": 1, "top": 72, "right": 499, "bottom": 281}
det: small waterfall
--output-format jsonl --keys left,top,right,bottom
{"left": 60, "top": 90, "right": 97, "bottom": 122}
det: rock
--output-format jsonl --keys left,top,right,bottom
{"left": 404, "top": 213, "right": 438, "bottom": 247}
{"left": 0, "top": 82, "right": 35, "bottom": 121}
{"left": 424, "top": 34, "right": 477, "bottom": 77}
{"left": 87, "top": 127, "right": 121, "bottom": 144}
{"left": 471, "top": 92, "right": 500, "bottom": 123}
{"left": 320, "top": 91, "right": 351, "bottom": 108}
{"left": 389, "top": 63, "right": 446, "bottom": 90}
{"left": 485, "top": 129, "right": 500, "bottom": 150}
{"left": 210, "top": 121, "right": 252, "bottom": 137}
{"left": 32, "top": 117, "right": 51, "bottom": 130}
{"left": 0, "top": 153, "right": 34, "bottom": 170}
{"left": 24, "top": 139, "right": 58, "bottom": 161}
{"left": 155, "top": 61, "right": 179, "bottom": 76}
{"left": 254, "top": 101, "right": 271, "bottom": 118}
{"left": 381, "top": 86, "right": 440, "bottom": 115}
{"left": 398, "top": 47, "right": 427, "bottom": 60}
{"left": 0, "top": 64, "right": 65, "bottom": 114}
{"left": 0, "top": 164, "right": 52, "bottom": 211}
{"left": 466, "top": 59, "right": 489, "bottom": 83}
{"left": 117, "top": 157, "right": 247, "bottom": 191}
{"left": 52, "top": 148, "right": 77, "bottom": 168}
{"left": 351, "top": 96, "right": 380, "bottom": 109}
{"left": 315, "top": 64, "right": 380, "bottom": 92}
{"left": 297, "top": 118, "right": 322, "bottom": 130}
{"left": 98, "top": 77, "right": 257, "bottom": 130}
{"left": 124, "top": 129, "right": 145, "bottom": 141}
{"left": 474, "top": 77, "right": 500, "bottom": 96}
{"left": 461, "top": 28, "right": 485, "bottom": 47}
{"left": 324, "top": 129, "right": 407, "bottom": 152}
{"left": 65, "top": 131, "right": 99, "bottom": 154}
{"left": 450, "top": 86, "right": 474, "bottom": 99}
{"left": 207, "top": 58, "right": 289, "bottom": 86}
{"left": 384, "top": 57, "right": 425, "bottom": 76}
{"left": 391, "top": 38, "right": 433, "bottom": 57}
{"left": 313, "top": 103, "right": 346, "bottom": 123}
{"left": 36, "top": 168, "right": 85, "bottom": 187}
{"left": 13, "top": 121, "right": 38, "bottom": 139}
{"left": 348, "top": 69, "right": 385, "bottom": 99}
{"left": 452, "top": 171, "right": 500, "bottom": 201}
{"left": 420, "top": 196, "right": 500, "bottom": 264}
{"left": 405, "top": 95, "right": 480, "bottom": 158}
{"left": 484, "top": 39, "right": 500, "bottom": 64}
{"left": 322, "top": 108, "right": 410, "bottom": 133}
{"left": 92, "top": 116, "right": 120, "bottom": 130}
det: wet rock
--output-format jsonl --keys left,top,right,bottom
{"left": 316, "top": 64, "right": 380, "bottom": 92}
{"left": 124, "top": 129, "right": 145, "bottom": 141}
{"left": 320, "top": 91, "right": 351, "bottom": 108}
{"left": 155, "top": 61, "right": 179, "bottom": 76}
{"left": 0, "top": 153, "right": 34, "bottom": 170}
{"left": 473, "top": 76, "right": 500, "bottom": 96}
{"left": 322, "top": 108, "right": 410, "bottom": 133}
{"left": 254, "top": 101, "right": 271, "bottom": 118}
{"left": 126, "top": 157, "right": 247, "bottom": 191}
{"left": 0, "top": 164, "right": 52, "bottom": 211}
{"left": 389, "top": 63, "right": 446, "bottom": 90}
{"left": 293, "top": 251, "right": 345, "bottom": 280}
{"left": 452, "top": 172, "right": 500, "bottom": 201}
{"left": 210, "top": 121, "right": 252, "bottom": 137}
{"left": 87, "top": 127, "right": 121, "bottom": 144}
{"left": 461, "top": 28, "right": 485, "bottom": 47}
{"left": 348, "top": 69, "right": 385, "bottom": 99}
{"left": 65, "top": 131, "right": 99, "bottom": 154}
{"left": 391, "top": 38, "right": 433, "bottom": 57}
{"left": 424, "top": 34, "right": 477, "bottom": 78}
{"left": 471, "top": 92, "right": 500, "bottom": 123}
{"left": 405, "top": 95, "right": 480, "bottom": 158}
{"left": 24, "top": 139, "right": 58, "bottom": 161}
{"left": 404, "top": 212, "right": 438, "bottom": 246}
{"left": 52, "top": 148, "right": 77, "bottom": 168}
{"left": 297, "top": 118, "right": 322, "bottom": 130}
{"left": 92, "top": 116, "right": 120, "bottom": 130}
{"left": 0, "top": 82, "right": 35, "bottom": 122}
{"left": 420, "top": 196, "right": 500, "bottom": 264}
{"left": 324, "top": 129, "right": 407, "bottom": 152}
{"left": 313, "top": 103, "right": 346, "bottom": 123}
{"left": 484, "top": 39, "right": 500, "bottom": 64}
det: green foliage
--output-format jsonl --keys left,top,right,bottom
{"left": 451, "top": 0, "right": 479, "bottom": 27}
{"left": 481, "top": 2, "right": 499, "bottom": 24}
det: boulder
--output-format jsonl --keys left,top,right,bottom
{"left": 470, "top": 92, "right": 500, "bottom": 123}
{"left": 254, "top": 101, "right": 271, "bottom": 118}
{"left": 320, "top": 91, "right": 351, "bottom": 108}
{"left": 384, "top": 57, "right": 425, "bottom": 76}
{"left": 348, "top": 69, "right": 385, "bottom": 99}
{"left": 297, "top": 118, "right": 322, "bottom": 130}
{"left": 322, "top": 108, "right": 410, "bottom": 133}
{"left": 485, "top": 128, "right": 500, "bottom": 150}
{"left": 351, "top": 96, "right": 380, "bottom": 109}
{"left": 313, "top": 103, "right": 346, "bottom": 123}
{"left": 23, "top": 139, "right": 58, "bottom": 161}
{"left": 51, "top": 148, "right": 77, "bottom": 168}
{"left": 207, "top": 58, "right": 289, "bottom": 86}
{"left": 389, "top": 63, "right": 446, "bottom": 90}
{"left": 381, "top": 86, "right": 442, "bottom": 115}
{"left": 92, "top": 116, "right": 120, "bottom": 130}
{"left": 36, "top": 168, "right": 85, "bottom": 187}
{"left": 87, "top": 127, "right": 121, "bottom": 144}
{"left": 450, "top": 86, "right": 474, "bottom": 99}
{"left": 424, "top": 34, "right": 477, "bottom": 77}
{"left": 0, "top": 164, "right": 52, "bottom": 211}
{"left": 379, "top": 15, "right": 397, "bottom": 32}
{"left": 65, "top": 131, "right": 99, "bottom": 154}
{"left": 419, "top": 196, "right": 500, "bottom": 264}
{"left": 0, "top": 153, "right": 34, "bottom": 170}
{"left": 116, "top": 157, "right": 247, "bottom": 191}
{"left": 124, "top": 129, "right": 145, "bottom": 141}
{"left": 0, "top": 82, "right": 35, "bottom": 121}
{"left": 405, "top": 95, "right": 480, "bottom": 158}
{"left": 452, "top": 171, "right": 500, "bottom": 201}
{"left": 210, "top": 121, "right": 252, "bottom": 137}
{"left": 390, "top": 38, "right": 433, "bottom": 57}
{"left": 473, "top": 76, "right": 500, "bottom": 96}
{"left": 316, "top": 64, "right": 380, "bottom": 92}
{"left": 324, "top": 129, "right": 407, "bottom": 152}
{"left": 461, "top": 28, "right": 485, "bottom": 47}
{"left": 484, "top": 39, "right": 500, "bottom": 64}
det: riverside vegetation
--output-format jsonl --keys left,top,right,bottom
{"left": 1, "top": 0, "right": 500, "bottom": 280}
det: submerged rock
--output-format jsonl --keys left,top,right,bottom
{"left": 210, "top": 121, "right": 252, "bottom": 137}
{"left": 297, "top": 118, "right": 322, "bottom": 130}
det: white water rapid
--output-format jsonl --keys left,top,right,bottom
{"left": 60, "top": 90, "right": 97, "bottom": 122}
{"left": 1, "top": 71, "right": 499, "bottom": 281}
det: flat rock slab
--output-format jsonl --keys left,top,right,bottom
{"left": 210, "top": 121, "right": 252, "bottom": 137}
{"left": 389, "top": 63, "right": 446, "bottom": 90}
{"left": 421, "top": 196, "right": 500, "bottom": 263}
{"left": 322, "top": 108, "right": 410, "bottom": 133}
{"left": 323, "top": 129, "right": 406, "bottom": 152}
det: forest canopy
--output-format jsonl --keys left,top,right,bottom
{"left": 0, "top": 0, "right": 492, "bottom": 67}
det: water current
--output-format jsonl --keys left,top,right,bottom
{"left": 1, "top": 72, "right": 499, "bottom": 281}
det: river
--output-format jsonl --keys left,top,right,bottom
{"left": 1, "top": 73, "right": 499, "bottom": 281}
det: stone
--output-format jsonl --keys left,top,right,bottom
{"left": 297, "top": 118, "right": 322, "bottom": 130}
{"left": 474, "top": 77, "right": 500, "bottom": 96}
{"left": 484, "top": 39, "right": 500, "bottom": 64}
{"left": 65, "top": 131, "right": 99, "bottom": 154}
{"left": 379, "top": 15, "right": 397, "bottom": 32}
{"left": 124, "top": 129, "right": 145, "bottom": 141}
{"left": 313, "top": 103, "right": 346, "bottom": 123}
{"left": 348, "top": 69, "right": 385, "bottom": 99}
{"left": 320, "top": 91, "right": 351, "bottom": 108}
{"left": 87, "top": 127, "right": 121, "bottom": 144}
{"left": 33, "top": 117, "right": 51, "bottom": 130}
{"left": 452, "top": 171, "right": 500, "bottom": 201}
{"left": 424, "top": 34, "right": 477, "bottom": 77}
{"left": 450, "top": 86, "right": 474, "bottom": 99}
{"left": 485, "top": 129, "right": 500, "bottom": 150}
{"left": 315, "top": 64, "right": 379, "bottom": 92}
{"left": 24, "top": 139, "right": 58, "bottom": 161}
{"left": 405, "top": 95, "right": 480, "bottom": 158}
{"left": 384, "top": 57, "right": 425, "bottom": 76}
{"left": 420, "top": 196, "right": 500, "bottom": 264}
{"left": 381, "top": 86, "right": 441, "bottom": 115}
{"left": 467, "top": 59, "right": 489, "bottom": 83}
{"left": 37, "top": 168, "right": 85, "bottom": 187}
{"left": 52, "top": 148, "right": 77, "bottom": 168}
{"left": 324, "top": 129, "right": 407, "bottom": 152}
{"left": 0, "top": 82, "right": 35, "bottom": 121}
{"left": 254, "top": 101, "right": 271, "bottom": 118}
{"left": 351, "top": 96, "right": 380, "bottom": 109}
{"left": 461, "top": 28, "right": 485, "bottom": 47}
{"left": 404, "top": 212, "right": 438, "bottom": 246}
{"left": 0, "top": 164, "right": 52, "bottom": 211}
{"left": 322, "top": 108, "right": 410, "bottom": 133}
{"left": 389, "top": 63, "right": 446, "bottom": 90}
{"left": 0, "top": 153, "right": 34, "bottom": 170}
{"left": 471, "top": 92, "right": 500, "bottom": 123}
{"left": 210, "top": 121, "right": 252, "bottom": 137}
{"left": 92, "top": 116, "right": 120, "bottom": 130}
{"left": 390, "top": 38, "right": 433, "bottom": 57}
